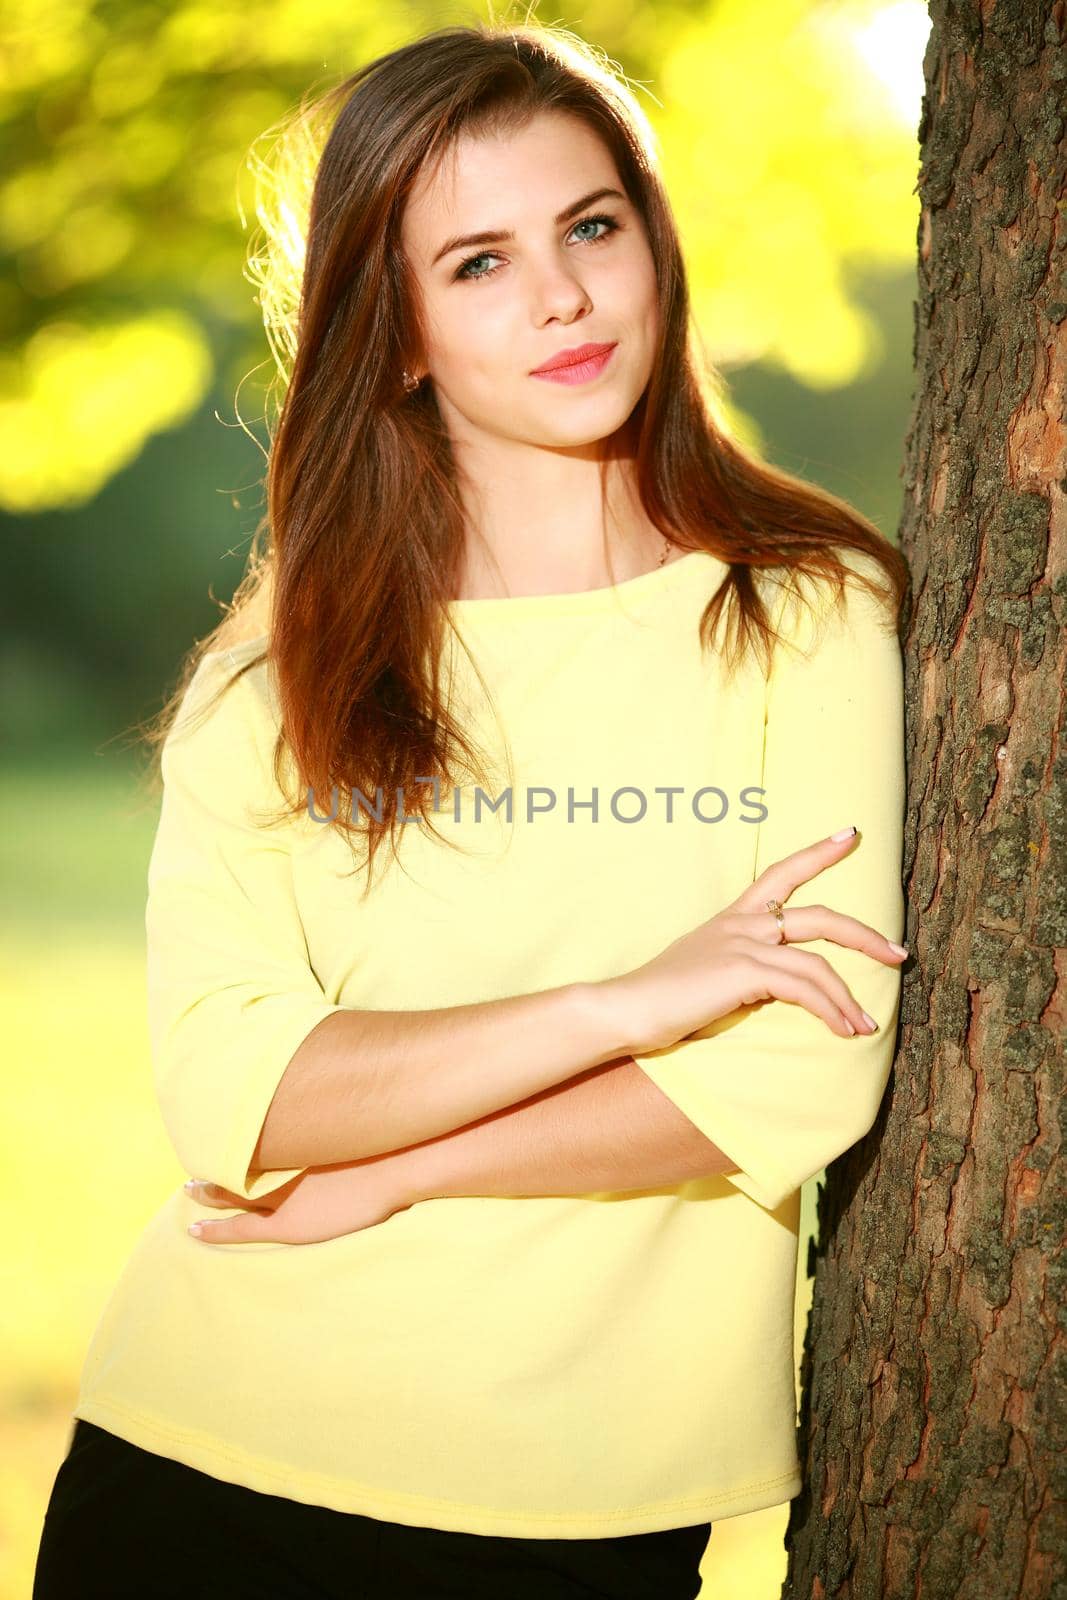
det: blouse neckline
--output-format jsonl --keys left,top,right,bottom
{"left": 444, "top": 549, "right": 723, "bottom": 623}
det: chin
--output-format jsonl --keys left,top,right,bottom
{"left": 532, "top": 392, "right": 640, "bottom": 440}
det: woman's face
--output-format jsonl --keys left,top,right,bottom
{"left": 400, "top": 110, "right": 660, "bottom": 453}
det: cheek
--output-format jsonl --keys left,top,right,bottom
{"left": 632, "top": 247, "right": 660, "bottom": 311}
{"left": 615, "top": 274, "right": 660, "bottom": 358}
{"left": 429, "top": 296, "right": 516, "bottom": 382}
{"left": 602, "top": 248, "right": 659, "bottom": 323}
{"left": 634, "top": 265, "right": 661, "bottom": 347}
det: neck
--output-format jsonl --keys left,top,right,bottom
{"left": 451, "top": 443, "right": 671, "bottom": 602}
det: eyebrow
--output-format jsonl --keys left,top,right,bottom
{"left": 430, "top": 186, "right": 628, "bottom": 268}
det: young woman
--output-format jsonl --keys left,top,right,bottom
{"left": 34, "top": 21, "right": 910, "bottom": 1600}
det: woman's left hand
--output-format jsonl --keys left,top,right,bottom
{"left": 184, "top": 1159, "right": 419, "bottom": 1246}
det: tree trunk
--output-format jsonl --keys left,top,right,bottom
{"left": 783, "top": 5, "right": 1065, "bottom": 1597}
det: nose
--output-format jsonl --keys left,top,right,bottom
{"left": 530, "top": 258, "right": 594, "bottom": 325}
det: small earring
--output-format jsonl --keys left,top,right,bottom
{"left": 401, "top": 368, "right": 419, "bottom": 392}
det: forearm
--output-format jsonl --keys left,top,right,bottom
{"left": 386, "top": 1053, "right": 741, "bottom": 1202}
{"left": 251, "top": 981, "right": 632, "bottom": 1171}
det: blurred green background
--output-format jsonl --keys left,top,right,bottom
{"left": 1, "top": 0, "right": 928, "bottom": 1592}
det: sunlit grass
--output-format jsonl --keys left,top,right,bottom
{"left": 2, "top": 757, "right": 185, "bottom": 1598}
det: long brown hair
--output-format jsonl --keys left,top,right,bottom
{"left": 139, "top": 20, "right": 910, "bottom": 884}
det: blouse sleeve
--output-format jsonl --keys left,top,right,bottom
{"left": 631, "top": 549, "right": 906, "bottom": 1213}
{"left": 145, "top": 648, "right": 348, "bottom": 1201}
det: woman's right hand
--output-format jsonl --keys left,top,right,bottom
{"left": 605, "top": 827, "right": 908, "bottom": 1055}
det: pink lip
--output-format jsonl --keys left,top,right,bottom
{"left": 530, "top": 341, "right": 617, "bottom": 385}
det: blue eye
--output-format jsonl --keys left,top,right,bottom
{"left": 454, "top": 213, "right": 621, "bottom": 283}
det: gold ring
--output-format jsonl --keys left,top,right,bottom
{"left": 765, "top": 898, "right": 786, "bottom": 943}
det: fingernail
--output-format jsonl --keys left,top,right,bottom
{"left": 888, "top": 943, "right": 909, "bottom": 957}
{"left": 183, "top": 1180, "right": 198, "bottom": 1193}
{"left": 844, "top": 1019, "right": 856, "bottom": 1036}
{"left": 187, "top": 1222, "right": 204, "bottom": 1235}
{"left": 830, "top": 825, "right": 857, "bottom": 841}
{"left": 860, "top": 1011, "right": 878, "bottom": 1031}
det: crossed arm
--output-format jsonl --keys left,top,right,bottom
{"left": 171, "top": 552, "right": 904, "bottom": 1245}
{"left": 184, "top": 1053, "right": 739, "bottom": 1243}
{"left": 291, "top": 1052, "right": 737, "bottom": 1200}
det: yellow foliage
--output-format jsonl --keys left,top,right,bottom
{"left": 0, "top": 314, "right": 212, "bottom": 510}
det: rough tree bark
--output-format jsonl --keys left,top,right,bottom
{"left": 782, "top": 5, "right": 1065, "bottom": 1598}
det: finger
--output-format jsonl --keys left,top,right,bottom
{"left": 185, "top": 1180, "right": 276, "bottom": 1213}
{"left": 751, "top": 957, "right": 859, "bottom": 1038}
{"left": 755, "top": 904, "right": 908, "bottom": 965}
{"left": 758, "top": 944, "right": 876, "bottom": 1036}
{"left": 188, "top": 1210, "right": 279, "bottom": 1244}
{"left": 736, "top": 827, "right": 859, "bottom": 913}
{"left": 185, "top": 1182, "right": 244, "bottom": 1208}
